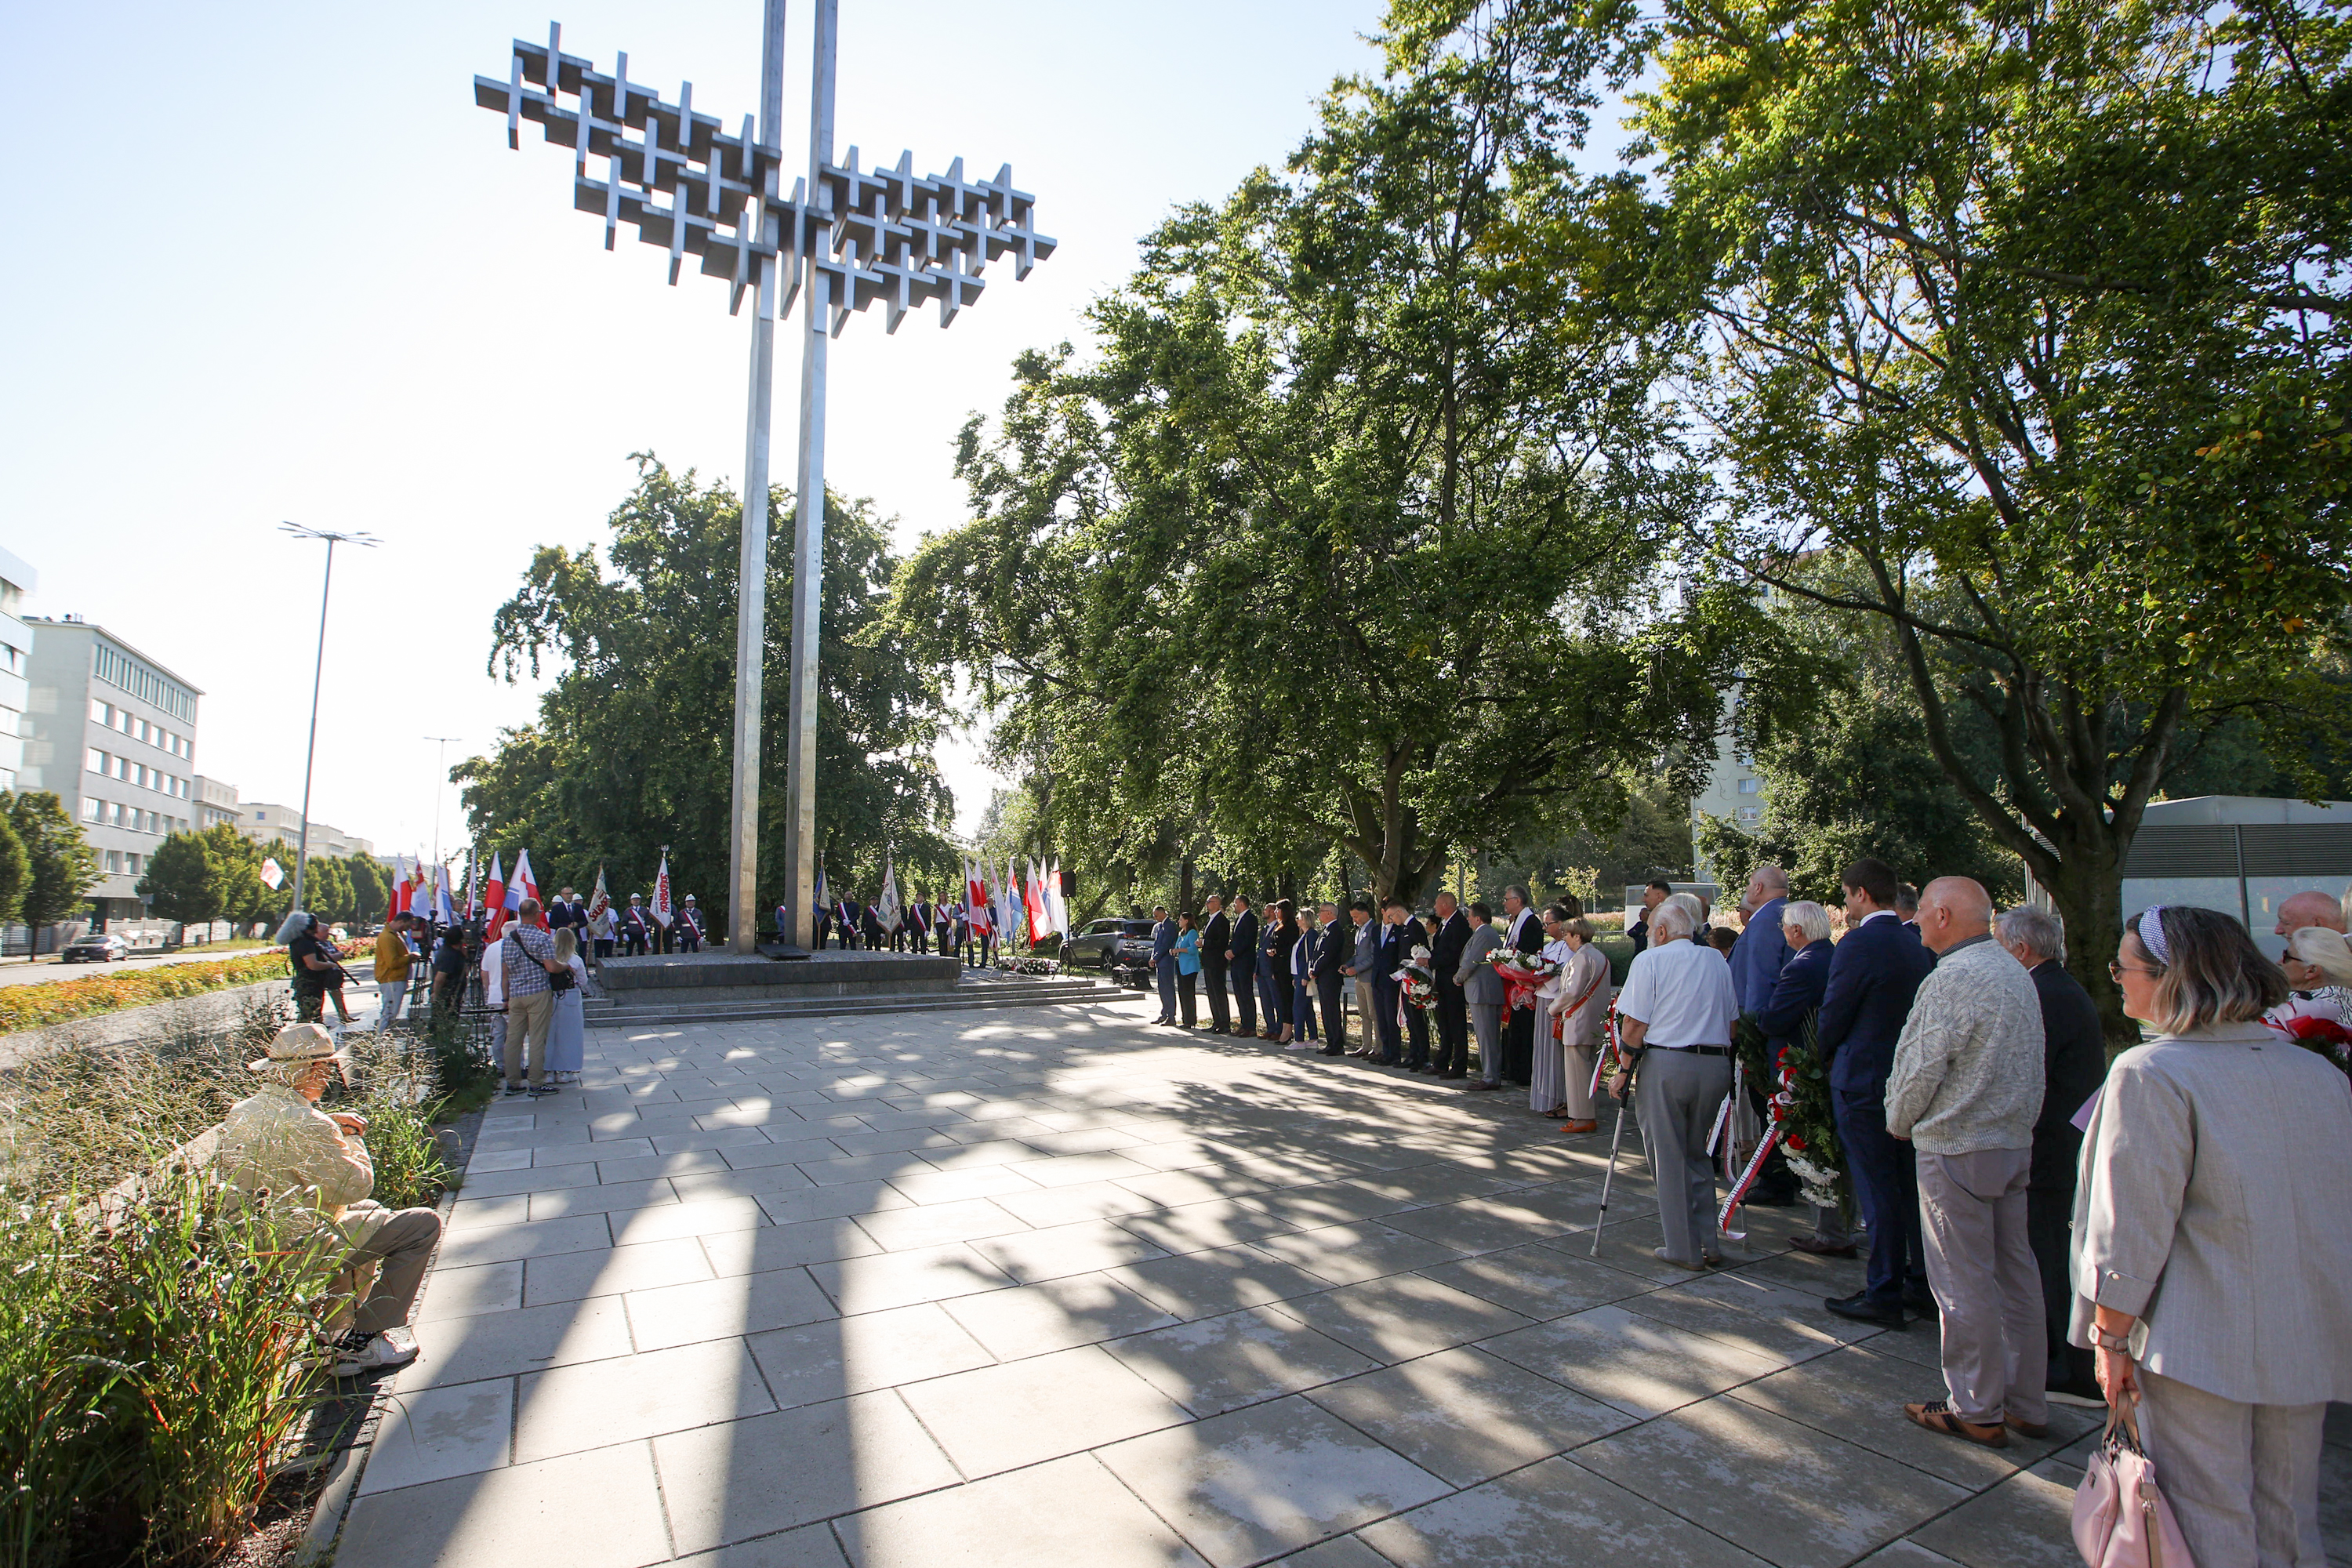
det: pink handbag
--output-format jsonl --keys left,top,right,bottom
{"left": 2072, "top": 1392, "right": 2196, "bottom": 1567}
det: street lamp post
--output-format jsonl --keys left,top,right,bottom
{"left": 423, "top": 735, "right": 463, "bottom": 877}
{"left": 279, "top": 523, "right": 377, "bottom": 920}
{"left": 474, "top": 2, "right": 1054, "bottom": 956}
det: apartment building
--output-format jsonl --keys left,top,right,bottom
{"left": 0, "top": 547, "right": 34, "bottom": 792}
{"left": 238, "top": 800, "right": 375, "bottom": 862}
{"left": 20, "top": 616, "right": 202, "bottom": 922}
{"left": 196, "top": 775, "right": 242, "bottom": 830}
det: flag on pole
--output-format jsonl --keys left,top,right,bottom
{"left": 512, "top": 849, "right": 539, "bottom": 921}
{"left": 436, "top": 863, "right": 459, "bottom": 924}
{"left": 815, "top": 863, "right": 829, "bottom": 919}
{"left": 877, "top": 852, "right": 902, "bottom": 935}
{"left": 652, "top": 852, "right": 674, "bottom": 928}
{"left": 965, "top": 857, "right": 990, "bottom": 932}
{"left": 1045, "top": 857, "right": 1069, "bottom": 938}
{"left": 1022, "top": 857, "right": 1045, "bottom": 943}
{"left": 484, "top": 853, "right": 508, "bottom": 939}
{"left": 260, "top": 856, "right": 284, "bottom": 891}
{"left": 464, "top": 855, "right": 479, "bottom": 918}
{"left": 1002, "top": 857, "right": 1021, "bottom": 946}
{"left": 587, "top": 864, "right": 611, "bottom": 923}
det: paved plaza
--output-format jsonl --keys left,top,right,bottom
{"left": 332, "top": 996, "right": 2347, "bottom": 1568}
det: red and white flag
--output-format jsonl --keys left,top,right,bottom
{"left": 966, "top": 856, "right": 990, "bottom": 932}
{"left": 512, "top": 849, "right": 539, "bottom": 921}
{"left": 588, "top": 864, "right": 611, "bottom": 923}
{"left": 652, "top": 852, "right": 674, "bottom": 928}
{"left": 484, "top": 853, "right": 508, "bottom": 939}
{"left": 1022, "top": 857, "right": 1046, "bottom": 943}
{"left": 260, "top": 856, "right": 284, "bottom": 891}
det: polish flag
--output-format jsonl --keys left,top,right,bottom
{"left": 512, "top": 849, "right": 540, "bottom": 923}
{"left": 1023, "top": 857, "right": 1046, "bottom": 944}
{"left": 484, "top": 853, "right": 508, "bottom": 940}
{"left": 966, "top": 857, "right": 990, "bottom": 932}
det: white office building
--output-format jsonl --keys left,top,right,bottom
{"left": 20, "top": 616, "right": 202, "bottom": 924}
{"left": 0, "top": 547, "right": 34, "bottom": 792}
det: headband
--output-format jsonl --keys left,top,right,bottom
{"left": 2140, "top": 905, "right": 2172, "bottom": 967}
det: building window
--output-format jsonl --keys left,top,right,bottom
{"left": 90, "top": 699, "right": 109, "bottom": 724}
{"left": 1737, "top": 778, "right": 1760, "bottom": 796}
{"left": 127, "top": 854, "right": 142, "bottom": 876}
{"left": 86, "top": 747, "right": 103, "bottom": 774}
{"left": 82, "top": 797, "right": 100, "bottom": 822}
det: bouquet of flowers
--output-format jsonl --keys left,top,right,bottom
{"left": 1490, "top": 949, "right": 1561, "bottom": 1013}
{"left": 2270, "top": 1011, "right": 2352, "bottom": 1075}
{"left": 1396, "top": 945, "right": 1437, "bottom": 1013}
{"left": 1768, "top": 1020, "right": 1846, "bottom": 1211}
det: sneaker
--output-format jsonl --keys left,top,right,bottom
{"left": 329, "top": 1330, "right": 421, "bottom": 1378}
{"left": 528, "top": 1084, "right": 557, "bottom": 1098}
{"left": 503, "top": 1083, "right": 528, "bottom": 1097}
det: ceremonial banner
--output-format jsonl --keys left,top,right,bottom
{"left": 877, "top": 854, "right": 902, "bottom": 934}
{"left": 652, "top": 854, "right": 674, "bottom": 928}
{"left": 587, "top": 865, "right": 611, "bottom": 923}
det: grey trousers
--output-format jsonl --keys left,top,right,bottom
{"left": 1635, "top": 1048, "right": 1732, "bottom": 1265}
{"left": 342, "top": 1204, "right": 445, "bottom": 1335}
{"left": 1811, "top": 1204, "right": 1853, "bottom": 1247}
{"left": 1470, "top": 1003, "right": 1502, "bottom": 1084}
{"left": 2139, "top": 1367, "right": 2328, "bottom": 1568}
{"left": 1915, "top": 1146, "right": 2046, "bottom": 1428}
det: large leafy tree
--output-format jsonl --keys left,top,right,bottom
{"left": 888, "top": 15, "right": 1726, "bottom": 904}
{"left": 9, "top": 792, "right": 100, "bottom": 929}
{"left": 0, "top": 808, "right": 27, "bottom": 926}
{"left": 465, "top": 456, "right": 956, "bottom": 924}
{"left": 137, "top": 832, "right": 220, "bottom": 924}
{"left": 1444, "top": 0, "right": 2352, "bottom": 1037}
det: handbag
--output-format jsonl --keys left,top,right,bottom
{"left": 2072, "top": 1390, "right": 2195, "bottom": 1567}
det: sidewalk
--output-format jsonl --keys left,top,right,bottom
{"left": 329, "top": 998, "right": 2336, "bottom": 1568}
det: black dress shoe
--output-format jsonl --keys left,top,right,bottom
{"left": 1824, "top": 1291, "right": 1909, "bottom": 1329}
{"left": 1904, "top": 1290, "right": 1939, "bottom": 1319}
{"left": 1319, "top": 1045, "right": 1344, "bottom": 1056}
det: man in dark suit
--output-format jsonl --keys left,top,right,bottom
{"left": 1817, "top": 857, "right": 1938, "bottom": 1328}
{"left": 1998, "top": 903, "right": 2108, "bottom": 1399}
{"left": 1199, "top": 896, "right": 1232, "bottom": 1034}
{"left": 546, "top": 887, "right": 586, "bottom": 936}
{"left": 1149, "top": 906, "right": 1178, "bottom": 1025}
{"left": 862, "top": 898, "right": 885, "bottom": 949}
{"left": 1227, "top": 895, "right": 1260, "bottom": 1038}
{"left": 1498, "top": 886, "right": 1544, "bottom": 1083}
{"left": 1754, "top": 900, "right": 1846, "bottom": 1252}
{"left": 675, "top": 895, "right": 707, "bottom": 952}
{"left": 1626, "top": 880, "right": 1670, "bottom": 956}
{"left": 908, "top": 895, "right": 934, "bottom": 955}
{"left": 1429, "top": 891, "right": 1472, "bottom": 1078}
{"left": 833, "top": 895, "right": 861, "bottom": 949}
{"left": 1370, "top": 898, "right": 1412, "bottom": 1065}
{"left": 1313, "top": 900, "right": 1349, "bottom": 1057}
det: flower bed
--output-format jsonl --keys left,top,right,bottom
{"left": 0, "top": 940, "right": 370, "bottom": 1036}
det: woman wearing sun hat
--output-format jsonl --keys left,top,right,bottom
{"left": 215, "top": 1022, "right": 442, "bottom": 1378}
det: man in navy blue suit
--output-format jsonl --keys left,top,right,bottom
{"left": 1817, "top": 856, "right": 1937, "bottom": 1327}
{"left": 1754, "top": 899, "right": 1849, "bottom": 1253}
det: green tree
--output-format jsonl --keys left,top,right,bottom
{"left": 888, "top": 20, "right": 1725, "bottom": 904}
{"left": 1438, "top": 0, "right": 2352, "bottom": 1037}
{"left": 9, "top": 792, "right": 101, "bottom": 929}
{"left": 466, "top": 456, "right": 956, "bottom": 927}
{"left": 0, "top": 808, "right": 27, "bottom": 926}
{"left": 350, "top": 856, "right": 392, "bottom": 925}
{"left": 137, "top": 832, "right": 223, "bottom": 924}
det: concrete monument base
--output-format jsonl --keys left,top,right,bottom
{"left": 594, "top": 949, "right": 962, "bottom": 1007}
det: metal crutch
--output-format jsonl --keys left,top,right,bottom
{"left": 1592, "top": 1053, "right": 1636, "bottom": 1257}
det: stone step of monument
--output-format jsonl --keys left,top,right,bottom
{"left": 583, "top": 976, "right": 1134, "bottom": 1025}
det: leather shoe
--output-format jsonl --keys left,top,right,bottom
{"left": 1824, "top": 1291, "right": 1908, "bottom": 1329}
{"left": 1786, "top": 1236, "right": 1859, "bottom": 1258}
{"left": 1319, "top": 1045, "right": 1344, "bottom": 1056}
{"left": 1463, "top": 1080, "right": 1502, "bottom": 1091}
{"left": 1557, "top": 1118, "right": 1597, "bottom": 1134}
{"left": 1904, "top": 1289, "right": 1940, "bottom": 1319}
{"left": 1437, "top": 1069, "right": 1465, "bottom": 1080}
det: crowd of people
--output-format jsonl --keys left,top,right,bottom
{"left": 804, "top": 890, "right": 999, "bottom": 966}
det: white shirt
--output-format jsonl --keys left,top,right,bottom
{"left": 1615, "top": 936, "right": 1737, "bottom": 1048}
{"left": 1507, "top": 907, "right": 1537, "bottom": 946}
{"left": 481, "top": 935, "right": 506, "bottom": 1007}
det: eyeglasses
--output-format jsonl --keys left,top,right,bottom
{"left": 2108, "top": 960, "right": 2163, "bottom": 982}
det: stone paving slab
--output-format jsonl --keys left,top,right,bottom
{"left": 332, "top": 996, "right": 2344, "bottom": 1568}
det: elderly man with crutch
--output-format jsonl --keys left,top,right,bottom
{"left": 1603, "top": 895, "right": 1739, "bottom": 1269}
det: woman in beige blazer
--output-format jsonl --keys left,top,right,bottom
{"left": 2074, "top": 904, "right": 2352, "bottom": 1568}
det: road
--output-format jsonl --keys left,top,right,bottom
{"left": 0, "top": 946, "right": 288, "bottom": 989}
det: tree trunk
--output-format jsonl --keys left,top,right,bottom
{"left": 1179, "top": 858, "right": 1196, "bottom": 918}
{"left": 2041, "top": 822, "right": 2135, "bottom": 1050}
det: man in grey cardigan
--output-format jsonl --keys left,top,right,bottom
{"left": 1886, "top": 876, "right": 2047, "bottom": 1446}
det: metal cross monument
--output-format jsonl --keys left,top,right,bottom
{"left": 474, "top": 0, "right": 1054, "bottom": 955}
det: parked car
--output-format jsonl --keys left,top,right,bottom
{"left": 60, "top": 933, "right": 129, "bottom": 964}
{"left": 1059, "top": 919, "right": 1158, "bottom": 987}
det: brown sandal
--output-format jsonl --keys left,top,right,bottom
{"left": 1904, "top": 1399, "right": 2008, "bottom": 1448}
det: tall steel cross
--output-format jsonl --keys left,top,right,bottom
{"left": 474, "top": 1, "right": 1054, "bottom": 955}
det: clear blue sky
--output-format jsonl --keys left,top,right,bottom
{"left": 0, "top": 0, "right": 1386, "bottom": 864}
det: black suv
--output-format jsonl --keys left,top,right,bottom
{"left": 1062, "top": 919, "right": 1159, "bottom": 986}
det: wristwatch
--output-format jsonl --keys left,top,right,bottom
{"left": 2092, "top": 1328, "right": 2133, "bottom": 1352}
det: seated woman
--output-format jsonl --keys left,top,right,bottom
{"left": 216, "top": 1022, "right": 443, "bottom": 1378}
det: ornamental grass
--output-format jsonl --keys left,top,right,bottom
{"left": 0, "top": 995, "right": 467, "bottom": 1566}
